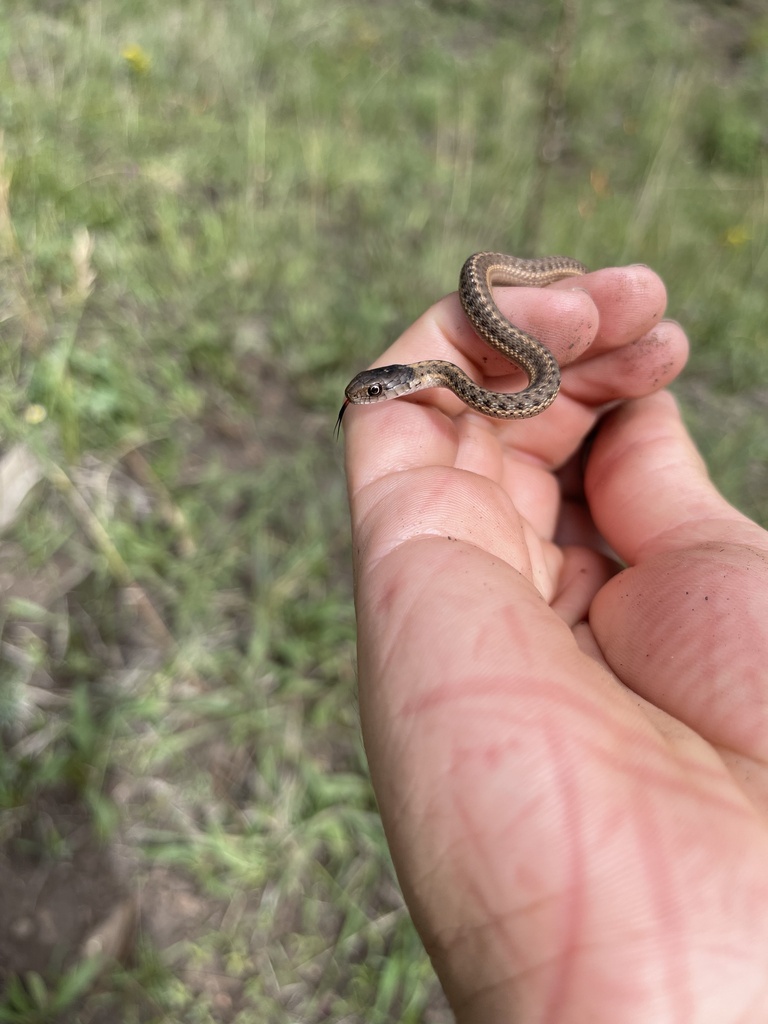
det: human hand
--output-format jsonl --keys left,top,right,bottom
{"left": 341, "top": 265, "right": 768, "bottom": 1023}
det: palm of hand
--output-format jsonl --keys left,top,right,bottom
{"left": 343, "top": 265, "right": 768, "bottom": 1022}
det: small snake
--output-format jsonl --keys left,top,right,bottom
{"left": 336, "top": 252, "right": 586, "bottom": 434}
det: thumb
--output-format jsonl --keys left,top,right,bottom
{"left": 586, "top": 391, "right": 759, "bottom": 561}
{"left": 586, "top": 392, "right": 768, "bottom": 761}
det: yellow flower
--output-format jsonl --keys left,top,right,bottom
{"left": 122, "top": 45, "right": 151, "bottom": 76}
{"left": 24, "top": 404, "right": 47, "bottom": 425}
{"left": 724, "top": 225, "right": 750, "bottom": 247}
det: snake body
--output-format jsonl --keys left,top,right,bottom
{"left": 336, "top": 252, "right": 586, "bottom": 432}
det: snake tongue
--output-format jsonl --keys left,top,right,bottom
{"left": 334, "top": 399, "right": 349, "bottom": 440}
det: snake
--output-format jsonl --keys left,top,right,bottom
{"left": 335, "top": 252, "right": 587, "bottom": 434}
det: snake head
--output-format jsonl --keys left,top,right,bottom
{"left": 344, "top": 364, "right": 417, "bottom": 405}
{"left": 335, "top": 364, "right": 418, "bottom": 438}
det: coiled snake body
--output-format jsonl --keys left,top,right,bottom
{"left": 336, "top": 252, "right": 586, "bottom": 432}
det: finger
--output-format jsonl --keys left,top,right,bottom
{"left": 587, "top": 393, "right": 768, "bottom": 759}
{"left": 551, "top": 545, "right": 618, "bottom": 625}
{"left": 383, "top": 264, "right": 666, "bottom": 372}
{"left": 586, "top": 392, "right": 761, "bottom": 562}
{"left": 389, "top": 282, "right": 598, "bottom": 380}
{"left": 563, "top": 320, "right": 689, "bottom": 406}
{"left": 553, "top": 263, "right": 668, "bottom": 357}
{"left": 349, "top": 462, "right": 557, "bottom": 595}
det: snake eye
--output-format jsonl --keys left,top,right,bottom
{"left": 367, "top": 384, "right": 382, "bottom": 397}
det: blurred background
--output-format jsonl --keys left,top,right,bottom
{"left": 0, "top": 0, "right": 766, "bottom": 1020}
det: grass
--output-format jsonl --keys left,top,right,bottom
{"left": 0, "top": 0, "right": 766, "bottom": 1020}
